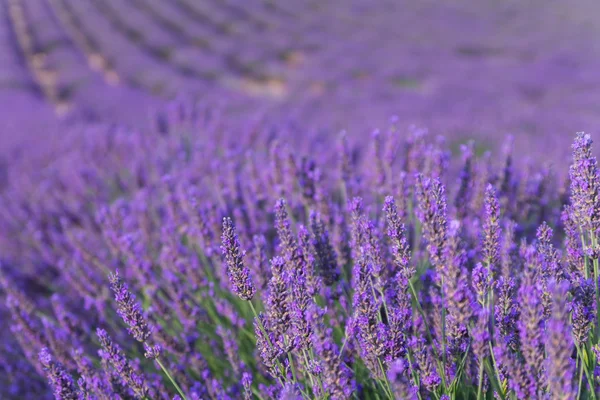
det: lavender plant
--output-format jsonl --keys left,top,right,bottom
{"left": 2, "top": 119, "right": 600, "bottom": 400}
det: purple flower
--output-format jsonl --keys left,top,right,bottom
{"left": 383, "top": 196, "right": 413, "bottom": 280}
{"left": 253, "top": 314, "right": 283, "bottom": 377}
{"left": 279, "top": 383, "right": 302, "bottom": 400}
{"left": 416, "top": 174, "right": 448, "bottom": 271}
{"left": 39, "top": 348, "right": 79, "bottom": 400}
{"left": 96, "top": 328, "right": 149, "bottom": 399}
{"left": 266, "top": 256, "right": 291, "bottom": 337}
{"left": 545, "top": 280, "right": 576, "bottom": 400}
{"left": 242, "top": 372, "right": 253, "bottom": 400}
{"left": 569, "top": 132, "right": 600, "bottom": 233}
{"left": 309, "top": 306, "right": 355, "bottom": 400}
{"left": 309, "top": 211, "right": 340, "bottom": 286}
{"left": 494, "top": 277, "right": 520, "bottom": 351}
{"left": 536, "top": 222, "right": 564, "bottom": 281}
{"left": 221, "top": 217, "right": 256, "bottom": 301}
{"left": 387, "top": 358, "right": 418, "bottom": 400}
{"left": 482, "top": 184, "right": 500, "bottom": 276}
{"left": 571, "top": 278, "right": 596, "bottom": 345}
{"left": 108, "top": 270, "right": 151, "bottom": 343}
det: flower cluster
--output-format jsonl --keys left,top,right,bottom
{"left": 1, "top": 114, "right": 600, "bottom": 400}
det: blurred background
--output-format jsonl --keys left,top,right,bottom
{"left": 1, "top": 0, "right": 599, "bottom": 162}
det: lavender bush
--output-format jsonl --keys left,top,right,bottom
{"left": 1, "top": 106, "right": 600, "bottom": 400}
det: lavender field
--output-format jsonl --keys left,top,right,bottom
{"left": 2, "top": 1, "right": 600, "bottom": 399}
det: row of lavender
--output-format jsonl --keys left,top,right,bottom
{"left": 3, "top": 0, "right": 600, "bottom": 155}
{"left": 0, "top": 105, "right": 596, "bottom": 399}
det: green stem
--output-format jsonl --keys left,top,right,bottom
{"left": 578, "top": 358, "right": 585, "bottom": 400}
{"left": 575, "top": 344, "right": 597, "bottom": 400}
{"left": 476, "top": 362, "right": 484, "bottom": 400}
{"left": 377, "top": 357, "right": 394, "bottom": 399}
{"left": 408, "top": 279, "right": 447, "bottom": 390}
{"left": 156, "top": 358, "right": 187, "bottom": 400}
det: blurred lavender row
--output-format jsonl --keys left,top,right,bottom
{"left": 1, "top": 0, "right": 600, "bottom": 162}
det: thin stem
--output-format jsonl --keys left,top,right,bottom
{"left": 377, "top": 357, "right": 394, "bottom": 399}
{"left": 156, "top": 358, "right": 187, "bottom": 400}
{"left": 575, "top": 344, "right": 597, "bottom": 400}
{"left": 408, "top": 279, "right": 447, "bottom": 390}
{"left": 578, "top": 358, "right": 584, "bottom": 400}
{"left": 476, "top": 362, "right": 484, "bottom": 400}
{"left": 440, "top": 276, "right": 447, "bottom": 386}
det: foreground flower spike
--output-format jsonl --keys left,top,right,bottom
{"left": 39, "top": 348, "right": 79, "bottom": 400}
{"left": 266, "top": 256, "right": 291, "bottom": 336}
{"left": 571, "top": 278, "right": 596, "bottom": 345}
{"left": 569, "top": 132, "right": 600, "bottom": 233}
{"left": 108, "top": 270, "right": 151, "bottom": 343}
{"left": 383, "top": 196, "right": 413, "bottom": 280}
{"left": 97, "top": 329, "right": 149, "bottom": 399}
{"left": 483, "top": 184, "right": 500, "bottom": 276}
{"left": 309, "top": 210, "right": 340, "bottom": 286}
{"left": 416, "top": 174, "right": 448, "bottom": 270}
{"left": 221, "top": 217, "right": 256, "bottom": 301}
{"left": 545, "top": 281, "right": 576, "bottom": 400}
{"left": 309, "top": 305, "right": 355, "bottom": 399}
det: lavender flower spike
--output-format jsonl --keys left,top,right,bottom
{"left": 97, "top": 328, "right": 149, "bottom": 398}
{"left": 39, "top": 348, "right": 79, "bottom": 400}
{"left": 545, "top": 281, "right": 576, "bottom": 400}
{"left": 483, "top": 184, "right": 500, "bottom": 276}
{"left": 109, "top": 270, "right": 151, "bottom": 343}
{"left": 221, "top": 217, "right": 256, "bottom": 301}
{"left": 569, "top": 132, "right": 600, "bottom": 233}
{"left": 383, "top": 196, "right": 413, "bottom": 280}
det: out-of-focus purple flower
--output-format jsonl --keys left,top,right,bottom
{"left": 278, "top": 382, "right": 302, "bottom": 400}
{"left": 545, "top": 280, "right": 576, "bottom": 400}
{"left": 309, "top": 211, "right": 340, "bottom": 286}
{"left": 249, "top": 234, "right": 270, "bottom": 291}
{"left": 39, "top": 348, "right": 79, "bottom": 400}
{"left": 472, "top": 308, "right": 490, "bottom": 364}
{"left": 242, "top": 372, "right": 253, "bottom": 400}
{"left": 387, "top": 358, "right": 418, "bottom": 400}
{"left": 517, "top": 277, "right": 544, "bottom": 396}
{"left": 569, "top": 132, "right": 600, "bottom": 233}
{"left": 274, "top": 199, "right": 297, "bottom": 259}
{"left": 500, "top": 220, "right": 518, "bottom": 278}
{"left": 221, "top": 217, "right": 256, "bottom": 301}
{"left": 413, "top": 336, "right": 441, "bottom": 392}
{"left": 536, "top": 222, "right": 565, "bottom": 281}
{"left": 454, "top": 141, "right": 475, "bottom": 219}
